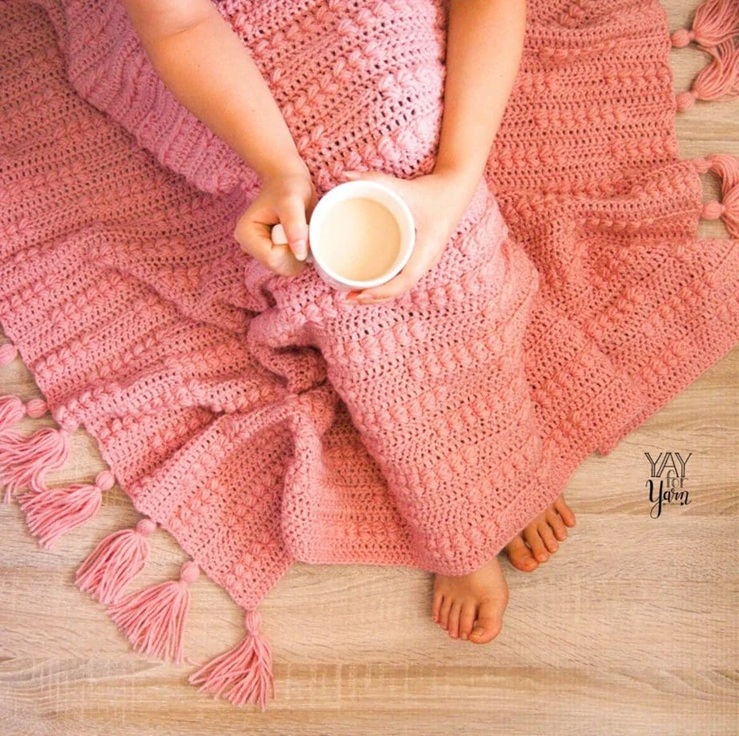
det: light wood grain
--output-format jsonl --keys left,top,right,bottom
{"left": 1, "top": 2, "right": 737, "bottom": 734}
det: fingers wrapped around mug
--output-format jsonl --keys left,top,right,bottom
{"left": 233, "top": 168, "right": 315, "bottom": 277}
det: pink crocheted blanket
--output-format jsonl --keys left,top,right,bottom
{"left": 1, "top": 0, "right": 737, "bottom": 709}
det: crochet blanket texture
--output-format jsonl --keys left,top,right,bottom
{"left": 1, "top": 0, "right": 737, "bottom": 709}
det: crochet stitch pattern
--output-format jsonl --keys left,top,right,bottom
{"left": 1, "top": 0, "right": 737, "bottom": 710}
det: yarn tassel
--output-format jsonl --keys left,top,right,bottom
{"left": 671, "top": 0, "right": 739, "bottom": 50}
{"left": 0, "top": 423, "right": 72, "bottom": 503}
{"left": 676, "top": 40, "right": 739, "bottom": 111}
{"left": 0, "top": 396, "right": 48, "bottom": 436}
{"left": 107, "top": 560, "right": 199, "bottom": 664}
{"left": 0, "top": 396, "right": 25, "bottom": 435}
{"left": 694, "top": 154, "right": 739, "bottom": 238}
{"left": 76, "top": 518, "right": 157, "bottom": 604}
{"left": 189, "top": 610, "right": 274, "bottom": 710}
{"left": 19, "top": 470, "right": 115, "bottom": 549}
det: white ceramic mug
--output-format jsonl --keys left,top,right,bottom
{"left": 271, "top": 180, "right": 415, "bottom": 290}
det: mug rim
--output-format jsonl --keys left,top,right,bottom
{"left": 308, "top": 180, "right": 415, "bottom": 290}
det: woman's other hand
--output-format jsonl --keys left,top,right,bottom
{"left": 341, "top": 168, "right": 478, "bottom": 304}
{"left": 234, "top": 161, "right": 317, "bottom": 277}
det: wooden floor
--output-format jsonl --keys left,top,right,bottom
{"left": 1, "top": 2, "right": 737, "bottom": 734}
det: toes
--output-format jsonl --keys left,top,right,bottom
{"left": 469, "top": 599, "right": 504, "bottom": 645}
{"left": 438, "top": 594, "right": 453, "bottom": 630}
{"left": 505, "top": 534, "right": 538, "bottom": 572}
{"left": 546, "top": 507, "right": 568, "bottom": 541}
{"left": 554, "top": 495, "right": 576, "bottom": 526}
{"left": 538, "top": 518, "right": 559, "bottom": 553}
{"left": 459, "top": 601, "right": 477, "bottom": 640}
{"left": 524, "top": 525, "right": 549, "bottom": 562}
{"left": 447, "top": 600, "right": 463, "bottom": 639}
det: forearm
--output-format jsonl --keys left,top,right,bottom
{"left": 434, "top": 0, "right": 526, "bottom": 190}
{"left": 122, "top": 0, "right": 305, "bottom": 180}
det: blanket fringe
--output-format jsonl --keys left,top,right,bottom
{"left": 0, "top": 396, "right": 48, "bottom": 436}
{"left": 189, "top": 610, "right": 274, "bottom": 710}
{"left": 19, "top": 470, "right": 115, "bottom": 549}
{"left": 76, "top": 518, "right": 157, "bottom": 604}
{"left": 0, "top": 343, "right": 61, "bottom": 502}
{"left": 693, "top": 154, "right": 739, "bottom": 237}
{"left": 671, "top": 0, "right": 739, "bottom": 50}
{"left": 107, "top": 560, "right": 199, "bottom": 664}
{"left": 0, "top": 396, "right": 26, "bottom": 435}
{"left": 676, "top": 39, "right": 739, "bottom": 111}
{"left": 0, "top": 422, "right": 74, "bottom": 503}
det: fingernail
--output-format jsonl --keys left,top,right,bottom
{"left": 343, "top": 170, "right": 360, "bottom": 180}
{"left": 471, "top": 628, "right": 484, "bottom": 638}
{"left": 293, "top": 240, "right": 307, "bottom": 261}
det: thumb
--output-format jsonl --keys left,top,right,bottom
{"left": 275, "top": 194, "right": 309, "bottom": 261}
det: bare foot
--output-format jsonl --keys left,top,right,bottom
{"left": 432, "top": 555, "right": 509, "bottom": 644}
{"left": 504, "top": 493, "right": 576, "bottom": 572}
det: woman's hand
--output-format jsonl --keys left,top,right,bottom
{"left": 341, "top": 168, "right": 479, "bottom": 304}
{"left": 234, "top": 160, "right": 317, "bottom": 277}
